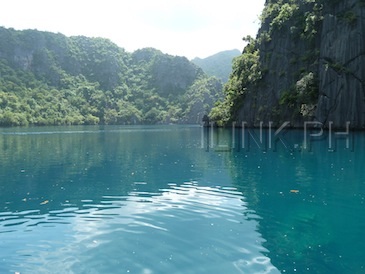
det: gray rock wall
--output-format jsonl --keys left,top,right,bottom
{"left": 317, "top": 0, "right": 365, "bottom": 128}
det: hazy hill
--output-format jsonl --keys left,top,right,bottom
{"left": 191, "top": 49, "right": 241, "bottom": 83}
{"left": 0, "top": 27, "right": 222, "bottom": 126}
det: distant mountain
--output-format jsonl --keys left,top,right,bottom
{"left": 0, "top": 27, "right": 223, "bottom": 126}
{"left": 191, "top": 49, "right": 241, "bottom": 83}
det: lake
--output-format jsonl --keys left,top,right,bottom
{"left": 0, "top": 125, "right": 364, "bottom": 273}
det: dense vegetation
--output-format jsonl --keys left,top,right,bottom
{"left": 191, "top": 49, "right": 241, "bottom": 83}
{"left": 0, "top": 27, "right": 222, "bottom": 126}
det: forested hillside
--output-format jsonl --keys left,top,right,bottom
{"left": 211, "top": 0, "right": 365, "bottom": 129}
{"left": 0, "top": 27, "right": 222, "bottom": 126}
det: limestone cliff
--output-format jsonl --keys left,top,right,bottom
{"left": 212, "top": 0, "right": 365, "bottom": 129}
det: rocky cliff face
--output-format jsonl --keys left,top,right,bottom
{"left": 216, "top": 0, "right": 365, "bottom": 129}
{"left": 317, "top": 0, "right": 365, "bottom": 128}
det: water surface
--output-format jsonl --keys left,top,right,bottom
{"left": 0, "top": 125, "right": 364, "bottom": 273}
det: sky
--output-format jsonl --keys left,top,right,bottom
{"left": 0, "top": 0, "right": 265, "bottom": 59}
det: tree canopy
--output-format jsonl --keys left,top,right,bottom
{"left": 0, "top": 27, "right": 223, "bottom": 126}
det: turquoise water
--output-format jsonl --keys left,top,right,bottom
{"left": 0, "top": 125, "right": 364, "bottom": 273}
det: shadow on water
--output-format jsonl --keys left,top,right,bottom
{"left": 208, "top": 126, "right": 365, "bottom": 274}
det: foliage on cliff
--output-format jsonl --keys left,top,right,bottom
{"left": 0, "top": 27, "right": 222, "bottom": 126}
{"left": 211, "top": 0, "right": 365, "bottom": 128}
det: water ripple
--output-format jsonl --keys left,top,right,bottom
{"left": 0, "top": 182, "right": 279, "bottom": 273}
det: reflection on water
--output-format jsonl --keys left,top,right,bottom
{"left": 3, "top": 183, "right": 278, "bottom": 273}
{"left": 0, "top": 126, "right": 279, "bottom": 274}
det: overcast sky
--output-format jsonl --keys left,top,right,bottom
{"left": 0, "top": 0, "right": 265, "bottom": 59}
